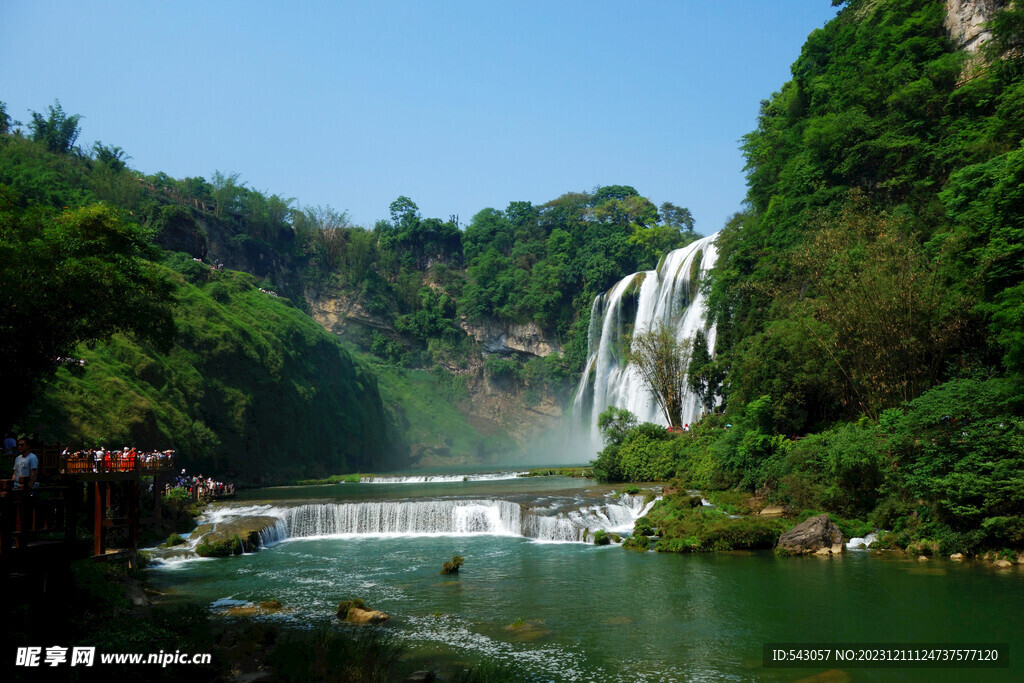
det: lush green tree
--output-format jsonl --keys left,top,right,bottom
{"left": 687, "top": 329, "right": 723, "bottom": 414}
{"left": 659, "top": 202, "right": 694, "bottom": 230}
{"left": 0, "top": 203, "right": 175, "bottom": 425}
{"left": 92, "top": 142, "right": 129, "bottom": 173}
{"left": 0, "top": 101, "right": 11, "bottom": 135}
{"left": 597, "top": 406, "right": 638, "bottom": 446}
{"left": 792, "top": 199, "right": 972, "bottom": 419}
{"left": 886, "top": 378, "right": 1024, "bottom": 536}
{"left": 302, "top": 205, "right": 352, "bottom": 272}
{"left": 28, "top": 100, "right": 81, "bottom": 154}
{"left": 627, "top": 322, "right": 693, "bottom": 428}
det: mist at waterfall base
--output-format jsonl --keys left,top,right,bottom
{"left": 488, "top": 232, "right": 721, "bottom": 469}
{"left": 149, "top": 477, "right": 1024, "bottom": 681}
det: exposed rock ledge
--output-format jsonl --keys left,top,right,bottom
{"left": 460, "top": 319, "right": 560, "bottom": 357}
{"left": 193, "top": 515, "right": 281, "bottom": 552}
{"left": 945, "top": 0, "right": 1008, "bottom": 53}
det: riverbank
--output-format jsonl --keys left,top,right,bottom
{"left": 632, "top": 487, "right": 1024, "bottom": 566}
{"left": 2, "top": 552, "right": 528, "bottom": 682}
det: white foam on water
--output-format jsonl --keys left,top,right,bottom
{"left": 846, "top": 531, "right": 879, "bottom": 550}
{"left": 195, "top": 494, "right": 656, "bottom": 548}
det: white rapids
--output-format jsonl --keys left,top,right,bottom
{"left": 218, "top": 493, "right": 657, "bottom": 546}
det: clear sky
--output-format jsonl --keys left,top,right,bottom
{"left": 1, "top": 1, "right": 839, "bottom": 234}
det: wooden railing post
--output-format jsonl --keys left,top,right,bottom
{"left": 93, "top": 481, "right": 103, "bottom": 557}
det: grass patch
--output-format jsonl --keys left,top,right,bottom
{"left": 638, "top": 493, "right": 792, "bottom": 553}
{"left": 522, "top": 467, "right": 593, "bottom": 478}
{"left": 351, "top": 349, "right": 518, "bottom": 466}
{"left": 296, "top": 473, "right": 363, "bottom": 485}
{"left": 705, "top": 490, "right": 757, "bottom": 515}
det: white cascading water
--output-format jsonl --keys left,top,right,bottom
{"left": 233, "top": 494, "right": 656, "bottom": 546}
{"left": 572, "top": 232, "right": 719, "bottom": 444}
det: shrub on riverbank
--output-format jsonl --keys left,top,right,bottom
{"left": 523, "top": 467, "right": 593, "bottom": 478}
{"left": 196, "top": 534, "right": 244, "bottom": 557}
{"left": 265, "top": 624, "right": 403, "bottom": 682}
{"left": 633, "top": 493, "right": 791, "bottom": 553}
{"left": 594, "top": 375, "right": 1024, "bottom": 553}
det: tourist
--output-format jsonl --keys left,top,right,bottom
{"left": 3, "top": 432, "right": 15, "bottom": 455}
{"left": 12, "top": 436, "right": 38, "bottom": 490}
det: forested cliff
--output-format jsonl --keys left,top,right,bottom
{"left": 0, "top": 95, "right": 701, "bottom": 479}
{"left": 592, "top": 0, "right": 1024, "bottom": 554}
{"left": 3, "top": 0, "right": 1023, "bottom": 546}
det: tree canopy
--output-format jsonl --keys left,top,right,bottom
{"left": 627, "top": 322, "right": 693, "bottom": 429}
{"left": 0, "top": 202, "right": 175, "bottom": 425}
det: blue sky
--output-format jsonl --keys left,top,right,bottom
{"left": 1, "top": 1, "right": 839, "bottom": 234}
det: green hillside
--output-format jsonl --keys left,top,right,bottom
{"left": 29, "top": 256, "right": 403, "bottom": 484}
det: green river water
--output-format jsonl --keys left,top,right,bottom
{"left": 147, "top": 475, "right": 1024, "bottom": 681}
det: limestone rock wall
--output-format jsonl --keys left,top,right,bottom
{"left": 945, "top": 0, "right": 1008, "bottom": 52}
{"left": 459, "top": 319, "right": 561, "bottom": 357}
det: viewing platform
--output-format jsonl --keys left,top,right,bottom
{"left": 1, "top": 447, "right": 179, "bottom": 590}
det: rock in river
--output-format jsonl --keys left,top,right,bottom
{"left": 777, "top": 514, "right": 845, "bottom": 555}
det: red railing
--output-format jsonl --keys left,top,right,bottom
{"left": 60, "top": 453, "right": 176, "bottom": 475}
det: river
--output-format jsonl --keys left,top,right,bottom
{"left": 147, "top": 473, "right": 1024, "bottom": 681}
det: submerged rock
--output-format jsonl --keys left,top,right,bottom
{"left": 345, "top": 607, "right": 390, "bottom": 624}
{"left": 777, "top": 514, "right": 845, "bottom": 556}
{"left": 337, "top": 599, "right": 389, "bottom": 624}
{"left": 225, "top": 600, "right": 288, "bottom": 617}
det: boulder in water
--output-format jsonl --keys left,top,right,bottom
{"left": 337, "top": 598, "right": 390, "bottom": 624}
{"left": 195, "top": 515, "right": 280, "bottom": 555}
{"left": 950, "top": 553, "right": 965, "bottom": 561}
{"left": 777, "top": 514, "right": 844, "bottom": 555}
{"left": 346, "top": 607, "right": 390, "bottom": 624}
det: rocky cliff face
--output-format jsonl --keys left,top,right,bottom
{"left": 945, "top": 0, "right": 1008, "bottom": 52}
{"left": 460, "top": 319, "right": 561, "bottom": 357}
{"left": 306, "top": 290, "right": 566, "bottom": 457}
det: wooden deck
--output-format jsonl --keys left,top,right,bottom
{"left": 0, "top": 452, "right": 178, "bottom": 588}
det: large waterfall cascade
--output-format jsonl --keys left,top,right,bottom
{"left": 572, "top": 232, "right": 719, "bottom": 442}
{"left": 183, "top": 494, "right": 658, "bottom": 554}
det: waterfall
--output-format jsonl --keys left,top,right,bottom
{"left": 239, "top": 494, "right": 656, "bottom": 545}
{"left": 572, "top": 233, "right": 719, "bottom": 443}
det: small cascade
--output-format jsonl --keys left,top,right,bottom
{"left": 208, "top": 494, "right": 657, "bottom": 546}
{"left": 259, "top": 518, "right": 289, "bottom": 546}
{"left": 359, "top": 472, "right": 528, "bottom": 484}
{"left": 572, "top": 233, "right": 719, "bottom": 444}
{"left": 846, "top": 531, "right": 879, "bottom": 550}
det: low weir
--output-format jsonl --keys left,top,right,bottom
{"left": 208, "top": 494, "right": 657, "bottom": 546}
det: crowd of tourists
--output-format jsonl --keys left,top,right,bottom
{"left": 59, "top": 446, "right": 176, "bottom": 473}
{"left": 166, "top": 470, "right": 235, "bottom": 499}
